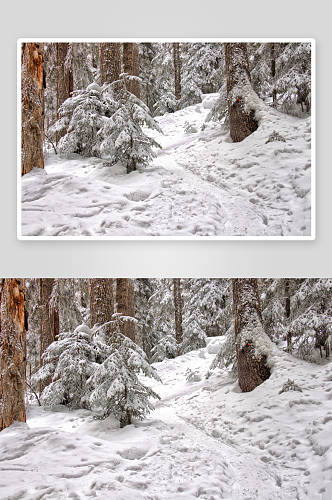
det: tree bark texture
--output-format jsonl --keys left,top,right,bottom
{"left": 173, "top": 43, "right": 181, "bottom": 110}
{"left": 0, "top": 279, "right": 26, "bottom": 432}
{"left": 173, "top": 278, "right": 183, "bottom": 348}
{"left": 89, "top": 279, "right": 114, "bottom": 338}
{"left": 99, "top": 43, "right": 121, "bottom": 87}
{"left": 21, "top": 43, "right": 44, "bottom": 176}
{"left": 123, "top": 43, "right": 141, "bottom": 99}
{"left": 116, "top": 279, "right": 136, "bottom": 342}
{"left": 284, "top": 278, "right": 292, "bottom": 353}
{"left": 270, "top": 43, "right": 277, "bottom": 108}
{"left": 224, "top": 43, "right": 258, "bottom": 142}
{"left": 232, "top": 278, "right": 270, "bottom": 392}
{"left": 39, "top": 278, "right": 59, "bottom": 392}
{"left": 56, "top": 43, "right": 73, "bottom": 144}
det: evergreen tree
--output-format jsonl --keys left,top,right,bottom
{"left": 51, "top": 83, "right": 116, "bottom": 158}
{"left": 36, "top": 324, "right": 98, "bottom": 409}
{"left": 99, "top": 74, "right": 162, "bottom": 173}
{"left": 56, "top": 43, "right": 73, "bottom": 144}
{"left": 99, "top": 43, "right": 121, "bottom": 86}
{"left": 39, "top": 278, "right": 59, "bottom": 392}
{"left": 88, "top": 311, "right": 160, "bottom": 427}
{"left": 173, "top": 43, "right": 181, "bottom": 110}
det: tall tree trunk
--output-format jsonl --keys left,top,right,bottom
{"left": 123, "top": 43, "right": 140, "bottom": 98}
{"left": 116, "top": 279, "right": 136, "bottom": 342}
{"left": 232, "top": 278, "right": 271, "bottom": 392}
{"left": 123, "top": 42, "right": 134, "bottom": 94}
{"left": 21, "top": 43, "right": 44, "bottom": 176}
{"left": 39, "top": 278, "right": 59, "bottom": 393}
{"left": 224, "top": 43, "right": 258, "bottom": 142}
{"left": 173, "top": 278, "right": 183, "bottom": 350}
{"left": 173, "top": 43, "right": 181, "bottom": 110}
{"left": 89, "top": 279, "right": 114, "bottom": 339}
{"left": 0, "top": 279, "right": 26, "bottom": 432}
{"left": 270, "top": 43, "right": 277, "bottom": 108}
{"left": 132, "top": 44, "right": 140, "bottom": 99}
{"left": 56, "top": 43, "right": 73, "bottom": 144}
{"left": 99, "top": 43, "right": 121, "bottom": 87}
{"left": 284, "top": 278, "right": 292, "bottom": 353}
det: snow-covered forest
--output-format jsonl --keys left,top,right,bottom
{"left": 20, "top": 40, "right": 313, "bottom": 238}
{"left": 1, "top": 277, "right": 331, "bottom": 499}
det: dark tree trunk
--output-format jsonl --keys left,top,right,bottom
{"left": 173, "top": 278, "right": 183, "bottom": 350}
{"left": 99, "top": 43, "right": 121, "bottom": 87}
{"left": 132, "top": 44, "right": 140, "bottom": 99}
{"left": 89, "top": 279, "right": 114, "bottom": 339}
{"left": 39, "top": 278, "right": 59, "bottom": 393}
{"left": 56, "top": 43, "right": 73, "bottom": 144}
{"left": 21, "top": 43, "right": 44, "bottom": 176}
{"left": 116, "top": 279, "right": 136, "bottom": 342}
{"left": 173, "top": 43, "right": 181, "bottom": 110}
{"left": 284, "top": 278, "right": 292, "bottom": 353}
{"left": 224, "top": 43, "right": 258, "bottom": 142}
{"left": 0, "top": 279, "right": 26, "bottom": 432}
{"left": 270, "top": 43, "right": 277, "bottom": 108}
{"left": 232, "top": 278, "right": 271, "bottom": 392}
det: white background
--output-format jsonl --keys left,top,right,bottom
{"left": 3, "top": 0, "right": 330, "bottom": 278}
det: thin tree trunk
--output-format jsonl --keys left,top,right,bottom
{"left": 123, "top": 43, "right": 134, "bottom": 94}
{"left": 284, "top": 278, "right": 292, "bottom": 353}
{"left": 89, "top": 279, "right": 114, "bottom": 339}
{"left": 270, "top": 43, "right": 277, "bottom": 108}
{"left": 21, "top": 43, "right": 44, "bottom": 176}
{"left": 232, "top": 278, "right": 271, "bottom": 392}
{"left": 56, "top": 43, "right": 73, "bottom": 144}
{"left": 132, "top": 45, "right": 140, "bottom": 99}
{"left": 0, "top": 279, "right": 26, "bottom": 431}
{"left": 99, "top": 43, "right": 121, "bottom": 87}
{"left": 173, "top": 43, "right": 181, "bottom": 110}
{"left": 116, "top": 279, "right": 136, "bottom": 342}
{"left": 39, "top": 278, "right": 59, "bottom": 393}
{"left": 173, "top": 278, "right": 183, "bottom": 350}
{"left": 224, "top": 43, "right": 258, "bottom": 142}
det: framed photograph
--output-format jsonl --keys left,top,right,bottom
{"left": 18, "top": 39, "right": 315, "bottom": 240}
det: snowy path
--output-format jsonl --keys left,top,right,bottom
{"left": 1, "top": 340, "right": 330, "bottom": 500}
{"left": 20, "top": 95, "right": 312, "bottom": 237}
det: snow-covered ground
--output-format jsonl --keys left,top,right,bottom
{"left": 20, "top": 95, "right": 313, "bottom": 238}
{"left": 1, "top": 337, "right": 331, "bottom": 499}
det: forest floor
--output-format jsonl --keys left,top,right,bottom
{"left": 20, "top": 95, "right": 312, "bottom": 238}
{"left": 0, "top": 338, "right": 331, "bottom": 500}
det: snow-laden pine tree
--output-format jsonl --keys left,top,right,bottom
{"left": 88, "top": 311, "right": 160, "bottom": 427}
{"left": 149, "top": 279, "right": 178, "bottom": 362}
{"left": 181, "top": 279, "right": 230, "bottom": 354}
{"left": 35, "top": 324, "right": 98, "bottom": 409}
{"left": 138, "top": 43, "right": 160, "bottom": 115}
{"left": 287, "top": 279, "right": 332, "bottom": 360}
{"left": 99, "top": 74, "right": 162, "bottom": 173}
{"left": 51, "top": 83, "right": 116, "bottom": 158}
{"left": 152, "top": 43, "right": 177, "bottom": 116}
{"left": 180, "top": 43, "right": 223, "bottom": 108}
{"left": 134, "top": 278, "right": 156, "bottom": 360}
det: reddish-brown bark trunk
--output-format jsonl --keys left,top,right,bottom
{"left": 99, "top": 43, "right": 121, "bottom": 87}
{"left": 116, "top": 279, "right": 136, "bottom": 342}
{"left": 56, "top": 43, "right": 73, "bottom": 144}
{"left": 173, "top": 278, "right": 183, "bottom": 350}
{"left": 89, "top": 279, "right": 114, "bottom": 339}
{"left": 232, "top": 278, "right": 270, "bottom": 392}
{"left": 173, "top": 43, "right": 181, "bottom": 110}
{"left": 0, "top": 279, "right": 26, "bottom": 432}
{"left": 39, "top": 279, "right": 59, "bottom": 392}
{"left": 21, "top": 43, "right": 44, "bottom": 176}
{"left": 225, "top": 43, "right": 258, "bottom": 142}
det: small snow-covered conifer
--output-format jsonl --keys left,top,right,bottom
{"left": 51, "top": 83, "right": 116, "bottom": 158}
{"left": 35, "top": 325, "right": 98, "bottom": 409}
{"left": 88, "top": 311, "right": 161, "bottom": 427}
{"left": 99, "top": 73, "right": 162, "bottom": 173}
